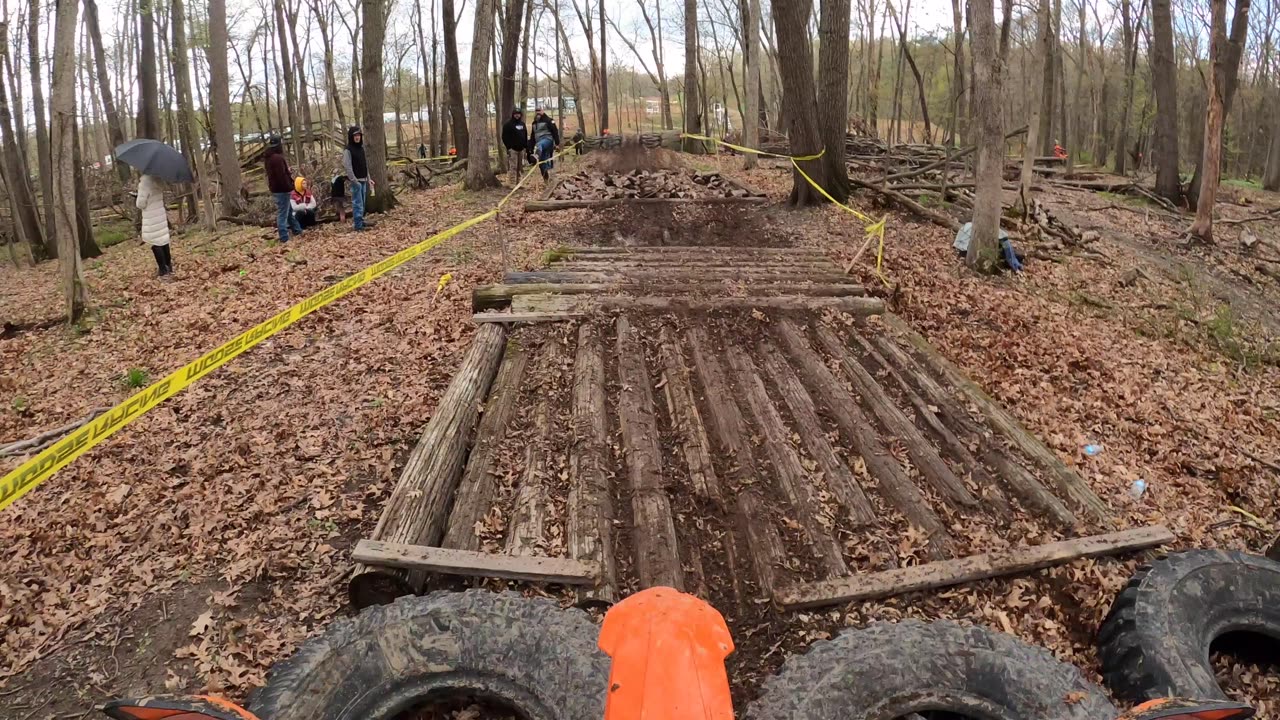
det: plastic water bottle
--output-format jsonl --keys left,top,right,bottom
{"left": 1084, "top": 444, "right": 1104, "bottom": 457}
{"left": 1129, "top": 479, "right": 1148, "bottom": 500}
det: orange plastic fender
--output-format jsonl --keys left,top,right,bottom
{"left": 597, "top": 587, "right": 735, "bottom": 720}
{"left": 1118, "top": 698, "right": 1254, "bottom": 720}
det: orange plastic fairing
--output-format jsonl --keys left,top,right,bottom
{"left": 101, "top": 695, "right": 261, "bottom": 720}
{"left": 598, "top": 587, "right": 735, "bottom": 720}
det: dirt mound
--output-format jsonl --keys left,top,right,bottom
{"left": 589, "top": 140, "right": 685, "bottom": 173}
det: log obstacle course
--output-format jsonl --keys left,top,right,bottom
{"left": 351, "top": 239, "right": 1169, "bottom": 614}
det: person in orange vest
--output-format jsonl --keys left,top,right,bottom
{"left": 1053, "top": 140, "right": 1068, "bottom": 159}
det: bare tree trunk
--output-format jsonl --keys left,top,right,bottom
{"left": 499, "top": 0, "right": 527, "bottom": 119}
{"left": 207, "top": 0, "right": 244, "bottom": 215}
{"left": 51, "top": 0, "right": 88, "bottom": 319}
{"left": 682, "top": 0, "right": 701, "bottom": 150}
{"left": 1037, "top": 0, "right": 1057, "bottom": 155}
{"left": 518, "top": 0, "right": 533, "bottom": 110}
{"left": 170, "top": 0, "right": 215, "bottom": 229}
{"left": 817, "top": 0, "right": 851, "bottom": 200}
{"left": 312, "top": 0, "right": 347, "bottom": 127}
{"left": 273, "top": 0, "right": 302, "bottom": 162}
{"left": 1018, "top": 0, "right": 1050, "bottom": 211}
{"left": 415, "top": 0, "right": 436, "bottom": 149}
{"left": 1187, "top": 0, "right": 1251, "bottom": 208}
{"left": 1188, "top": 0, "right": 1232, "bottom": 241}
{"left": 743, "top": 0, "right": 760, "bottom": 167}
{"left": 286, "top": 0, "right": 315, "bottom": 150}
{"left": 948, "top": 0, "right": 965, "bottom": 143}
{"left": 771, "top": 0, "right": 831, "bottom": 206}
{"left": 600, "top": 0, "right": 609, "bottom": 131}
{"left": 443, "top": 0, "right": 469, "bottom": 155}
{"left": 28, "top": 0, "right": 58, "bottom": 260}
{"left": 139, "top": 0, "right": 161, "bottom": 138}
{"left": 887, "top": 0, "right": 931, "bottom": 143}
{"left": 72, "top": 115, "right": 102, "bottom": 259}
{"left": 554, "top": 4, "right": 588, "bottom": 132}
{"left": 362, "top": 0, "right": 398, "bottom": 209}
{"left": 0, "top": 20, "right": 48, "bottom": 261}
{"left": 84, "top": 0, "right": 126, "bottom": 187}
{"left": 1150, "top": 0, "right": 1180, "bottom": 203}
{"left": 465, "top": 0, "right": 501, "bottom": 188}
{"left": 967, "top": 0, "right": 1004, "bottom": 273}
{"left": 1113, "top": 0, "right": 1137, "bottom": 175}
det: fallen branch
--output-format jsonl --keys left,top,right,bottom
{"left": 0, "top": 408, "right": 111, "bottom": 457}
{"left": 217, "top": 215, "right": 271, "bottom": 228}
{"left": 851, "top": 177, "right": 961, "bottom": 232}
{"left": 1220, "top": 208, "right": 1280, "bottom": 226}
{"left": 880, "top": 125, "right": 1027, "bottom": 183}
{"left": 1243, "top": 448, "right": 1280, "bottom": 475}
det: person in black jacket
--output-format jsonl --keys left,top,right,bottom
{"left": 264, "top": 136, "right": 302, "bottom": 243}
{"left": 529, "top": 108, "right": 560, "bottom": 184}
{"left": 343, "top": 125, "right": 374, "bottom": 231}
{"left": 501, "top": 109, "right": 529, "bottom": 185}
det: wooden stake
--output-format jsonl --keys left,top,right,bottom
{"left": 353, "top": 540, "right": 600, "bottom": 584}
{"left": 568, "top": 323, "right": 619, "bottom": 605}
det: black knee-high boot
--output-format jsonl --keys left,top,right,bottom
{"left": 151, "top": 245, "right": 167, "bottom": 276}
{"left": 161, "top": 244, "right": 173, "bottom": 274}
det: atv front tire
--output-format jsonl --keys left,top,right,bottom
{"left": 249, "top": 590, "right": 609, "bottom": 720}
{"left": 746, "top": 620, "right": 1116, "bottom": 720}
{"left": 1098, "top": 549, "right": 1280, "bottom": 702}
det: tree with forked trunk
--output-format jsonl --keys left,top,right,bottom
{"left": 770, "top": 0, "right": 832, "bottom": 206}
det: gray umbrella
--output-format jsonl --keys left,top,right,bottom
{"left": 114, "top": 139, "right": 194, "bottom": 183}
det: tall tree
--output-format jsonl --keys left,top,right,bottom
{"left": 273, "top": 0, "right": 302, "bottom": 161}
{"left": 28, "top": 0, "right": 58, "bottom": 259}
{"left": 498, "top": 0, "right": 527, "bottom": 120}
{"left": 51, "top": 0, "right": 88, "bottom": 319}
{"left": 84, "top": 0, "right": 130, "bottom": 185}
{"left": 310, "top": 0, "right": 347, "bottom": 127}
{"left": 1187, "top": 0, "right": 1251, "bottom": 207}
{"left": 682, "top": 0, "right": 701, "bottom": 150}
{"left": 139, "top": 0, "right": 161, "bottom": 138}
{"left": 1037, "top": 0, "right": 1058, "bottom": 155}
{"left": 285, "top": 0, "right": 315, "bottom": 148}
{"left": 0, "top": 20, "right": 48, "bottom": 261}
{"left": 967, "top": 0, "right": 1005, "bottom": 273}
{"left": 465, "top": 0, "right": 501, "bottom": 188}
{"left": 771, "top": 0, "right": 831, "bottom": 206}
{"left": 207, "top": 0, "right": 244, "bottom": 215}
{"left": 599, "top": 0, "right": 609, "bottom": 131}
{"left": 442, "top": 0, "right": 469, "bottom": 155}
{"left": 816, "top": 0, "right": 852, "bottom": 201}
{"left": 1113, "top": 0, "right": 1137, "bottom": 174}
{"left": 743, "top": 0, "right": 760, "bottom": 168}
{"left": 1150, "top": 0, "right": 1180, "bottom": 203}
{"left": 414, "top": 0, "right": 436, "bottom": 151}
{"left": 1188, "top": 0, "right": 1231, "bottom": 241}
{"left": 361, "top": 0, "right": 397, "bottom": 209}
{"left": 948, "top": 0, "right": 966, "bottom": 143}
{"left": 170, "top": 0, "right": 215, "bottom": 228}
{"left": 1019, "top": 0, "right": 1051, "bottom": 211}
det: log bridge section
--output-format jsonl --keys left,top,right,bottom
{"left": 351, "top": 244, "right": 1171, "bottom": 613}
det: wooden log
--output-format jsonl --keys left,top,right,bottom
{"left": 353, "top": 540, "right": 600, "bottom": 585}
{"left": 778, "top": 525, "right": 1175, "bottom": 609}
{"left": 882, "top": 313, "right": 1112, "bottom": 525}
{"left": 726, "top": 345, "right": 851, "bottom": 578}
{"left": 687, "top": 327, "right": 788, "bottom": 598}
{"left": 593, "top": 296, "right": 885, "bottom": 314}
{"left": 560, "top": 245, "right": 827, "bottom": 256}
{"left": 524, "top": 196, "right": 771, "bottom": 211}
{"left": 812, "top": 324, "right": 978, "bottom": 509}
{"left": 507, "top": 345, "right": 559, "bottom": 555}
{"left": 657, "top": 327, "right": 723, "bottom": 503}
{"left": 615, "top": 315, "right": 684, "bottom": 590}
{"left": 506, "top": 269, "right": 858, "bottom": 285}
{"left": 473, "top": 311, "right": 584, "bottom": 323}
{"left": 349, "top": 324, "right": 508, "bottom": 608}
{"left": 441, "top": 341, "right": 530, "bottom": 551}
{"left": 758, "top": 342, "right": 876, "bottom": 527}
{"left": 737, "top": 491, "right": 787, "bottom": 598}
{"left": 871, "top": 334, "right": 1075, "bottom": 527}
{"left": 850, "top": 176, "right": 962, "bottom": 232}
{"left": 551, "top": 260, "right": 842, "bottom": 273}
{"left": 774, "top": 320, "right": 953, "bottom": 558}
{"left": 473, "top": 283, "right": 871, "bottom": 311}
{"left": 568, "top": 323, "right": 619, "bottom": 604}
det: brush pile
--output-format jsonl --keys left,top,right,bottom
{"left": 549, "top": 169, "right": 763, "bottom": 201}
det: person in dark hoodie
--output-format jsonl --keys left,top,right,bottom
{"left": 529, "top": 107, "right": 560, "bottom": 185}
{"left": 343, "top": 125, "right": 374, "bottom": 231}
{"left": 500, "top": 108, "right": 529, "bottom": 185}
{"left": 264, "top": 136, "right": 302, "bottom": 243}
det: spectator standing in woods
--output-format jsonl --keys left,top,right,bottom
{"left": 344, "top": 125, "right": 374, "bottom": 231}
{"left": 571, "top": 128, "right": 585, "bottom": 154}
{"left": 291, "top": 177, "right": 318, "bottom": 228}
{"left": 501, "top": 109, "right": 530, "bottom": 186}
{"left": 265, "top": 136, "right": 302, "bottom": 243}
{"left": 530, "top": 108, "right": 561, "bottom": 185}
{"left": 136, "top": 174, "right": 172, "bottom": 277}
{"left": 418, "top": 142, "right": 428, "bottom": 159}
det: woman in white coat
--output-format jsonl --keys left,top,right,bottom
{"left": 136, "top": 174, "right": 172, "bottom": 276}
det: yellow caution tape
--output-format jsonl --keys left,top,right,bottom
{"left": 681, "top": 133, "right": 890, "bottom": 287}
{"left": 0, "top": 140, "right": 581, "bottom": 513}
{"left": 435, "top": 272, "right": 454, "bottom": 297}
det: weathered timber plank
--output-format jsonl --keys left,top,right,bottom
{"left": 442, "top": 341, "right": 530, "bottom": 551}
{"left": 657, "top": 326, "right": 722, "bottom": 503}
{"left": 473, "top": 311, "right": 583, "bottom": 323}
{"left": 507, "top": 343, "right": 561, "bottom": 555}
{"left": 882, "top": 313, "right": 1112, "bottom": 525}
{"left": 568, "top": 323, "right": 619, "bottom": 604}
{"left": 473, "top": 282, "right": 871, "bottom": 311}
{"left": 524, "top": 196, "right": 771, "bottom": 211}
{"left": 616, "top": 315, "right": 684, "bottom": 590}
{"left": 779, "top": 525, "right": 1175, "bottom": 609}
{"left": 726, "top": 344, "right": 851, "bottom": 578}
{"left": 353, "top": 540, "right": 600, "bottom": 584}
